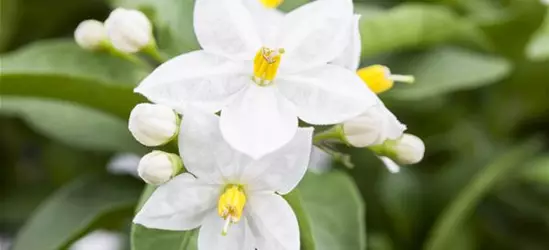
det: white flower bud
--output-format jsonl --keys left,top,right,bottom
{"left": 74, "top": 20, "right": 108, "bottom": 50}
{"left": 128, "top": 103, "right": 179, "bottom": 146}
{"left": 542, "top": 0, "right": 549, "bottom": 6}
{"left": 393, "top": 134, "right": 425, "bottom": 165}
{"left": 104, "top": 8, "right": 152, "bottom": 53}
{"left": 343, "top": 102, "right": 406, "bottom": 147}
{"left": 138, "top": 151, "right": 182, "bottom": 185}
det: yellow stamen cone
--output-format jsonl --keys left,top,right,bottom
{"left": 357, "top": 65, "right": 394, "bottom": 94}
{"left": 260, "top": 0, "right": 284, "bottom": 8}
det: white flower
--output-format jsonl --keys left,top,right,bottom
{"left": 104, "top": 8, "right": 152, "bottom": 53}
{"left": 134, "top": 111, "right": 313, "bottom": 250}
{"left": 393, "top": 134, "right": 425, "bottom": 165}
{"left": 542, "top": 0, "right": 549, "bottom": 6}
{"left": 69, "top": 230, "right": 123, "bottom": 250}
{"left": 74, "top": 20, "right": 108, "bottom": 50}
{"left": 135, "top": 0, "right": 376, "bottom": 159}
{"left": 137, "top": 151, "right": 182, "bottom": 185}
{"left": 342, "top": 97, "right": 407, "bottom": 147}
{"left": 128, "top": 103, "right": 179, "bottom": 147}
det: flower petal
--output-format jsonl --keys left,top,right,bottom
{"left": 198, "top": 213, "right": 255, "bottom": 250}
{"left": 331, "top": 15, "right": 362, "bottom": 71}
{"left": 135, "top": 50, "right": 249, "bottom": 113}
{"left": 179, "top": 110, "right": 240, "bottom": 184}
{"left": 220, "top": 84, "right": 298, "bottom": 159}
{"left": 194, "top": 0, "right": 262, "bottom": 60}
{"left": 278, "top": 64, "right": 376, "bottom": 125}
{"left": 241, "top": 127, "right": 313, "bottom": 195}
{"left": 276, "top": 0, "right": 354, "bottom": 72}
{"left": 242, "top": 0, "right": 284, "bottom": 46}
{"left": 133, "top": 173, "right": 218, "bottom": 231}
{"left": 247, "top": 193, "right": 300, "bottom": 250}
{"left": 379, "top": 156, "right": 401, "bottom": 173}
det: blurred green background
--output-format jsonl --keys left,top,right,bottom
{"left": 1, "top": 0, "right": 548, "bottom": 249}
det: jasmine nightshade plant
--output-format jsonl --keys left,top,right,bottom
{"left": 134, "top": 111, "right": 313, "bottom": 250}
{"left": 134, "top": 0, "right": 377, "bottom": 159}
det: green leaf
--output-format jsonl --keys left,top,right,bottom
{"left": 521, "top": 156, "right": 549, "bottom": 185}
{"left": 298, "top": 171, "right": 367, "bottom": 250}
{"left": 424, "top": 140, "right": 543, "bottom": 250}
{"left": 0, "top": 39, "right": 148, "bottom": 119}
{"left": 385, "top": 47, "right": 512, "bottom": 100}
{"left": 108, "top": 0, "right": 199, "bottom": 57}
{"left": 12, "top": 175, "right": 143, "bottom": 250}
{"left": 0, "top": 97, "right": 145, "bottom": 153}
{"left": 359, "top": 3, "right": 490, "bottom": 58}
{"left": 283, "top": 190, "right": 316, "bottom": 250}
{"left": 526, "top": 8, "right": 549, "bottom": 61}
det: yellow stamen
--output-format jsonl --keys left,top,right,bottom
{"left": 217, "top": 185, "right": 247, "bottom": 236}
{"left": 253, "top": 47, "right": 284, "bottom": 86}
{"left": 260, "top": 0, "right": 284, "bottom": 8}
{"left": 357, "top": 65, "right": 415, "bottom": 94}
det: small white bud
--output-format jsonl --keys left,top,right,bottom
{"left": 542, "top": 0, "right": 549, "bottom": 6}
{"left": 74, "top": 20, "right": 108, "bottom": 50}
{"left": 393, "top": 134, "right": 425, "bottom": 165}
{"left": 104, "top": 8, "right": 152, "bottom": 53}
{"left": 128, "top": 103, "right": 179, "bottom": 147}
{"left": 138, "top": 151, "right": 182, "bottom": 185}
{"left": 343, "top": 103, "right": 406, "bottom": 147}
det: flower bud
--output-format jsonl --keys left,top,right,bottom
{"left": 357, "top": 65, "right": 415, "bottom": 94}
{"left": 104, "top": 8, "right": 152, "bottom": 53}
{"left": 138, "top": 151, "right": 182, "bottom": 185}
{"left": 393, "top": 134, "right": 425, "bottom": 165}
{"left": 128, "top": 103, "right": 179, "bottom": 147}
{"left": 342, "top": 102, "right": 406, "bottom": 147}
{"left": 74, "top": 20, "right": 108, "bottom": 50}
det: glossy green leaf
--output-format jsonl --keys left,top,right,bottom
{"left": 108, "top": 0, "right": 199, "bottom": 57}
{"left": 526, "top": 8, "right": 549, "bottom": 61}
{"left": 12, "top": 175, "right": 143, "bottom": 250}
{"left": 386, "top": 47, "right": 512, "bottom": 100}
{"left": 298, "top": 171, "right": 367, "bottom": 250}
{"left": 0, "top": 97, "right": 145, "bottom": 153}
{"left": 0, "top": 39, "right": 148, "bottom": 119}
{"left": 360, "top": 3, "right": 490, "bottom": 58}
{"left": 424, "top": 140, "right": 542, "bottom": 250}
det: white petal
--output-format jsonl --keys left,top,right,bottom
{"left": 242, "top": 0, "right": 284, "bottom": 46}
{"left": 377, "top": 100, "right": 407, "bottom": 141}
{"left": 135, "top": 50, "right": 249, "bottom": 113}
{"left": 247, "top": 193, "right": 300, "bottom": 250}
{"left": 194, "top": 0, "right": 262, "bottom": 60}
{"left": 179, "top": 110, "right": 239, "bottom": 184}
{"left": 379, "top": 156, "right": 401, "bottom": 173}
{"left": 133, "top": 173, "right": 219, "bottom": 231}
{"left": 241, "top": 127, "right": 313, "bottom": 195}
{"left": 276, "top": 0, "right": 354, "bottom": 72}
{"left": 331, "top": 15, "right": 362, "bottom": 71}
{"left": 220, "top": 84, "right": 298, "bottom": 159}
{"left": 307, "top": 146, "right": 333, "bottom": 174}
{"left": 278, "top": 64, "right": 376, "bottom": 125}
{"left": 198, "top": 213, "right": 255, "bottom": 250}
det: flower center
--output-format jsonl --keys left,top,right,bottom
{"left": 217, "top": 185, "right": 247, "bottom": 236}
{"left": 259, "top": 0, "right": 284, "bottom": 8}
{"left": 357, "top": 65, "right": 415, "bottom": 94}
{"left": 253, "top": 47, "right": 285, "bottom": 86}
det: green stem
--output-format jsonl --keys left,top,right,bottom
{"left": 313, "top": 125, "right": 346, "bottom": 144}
{"left": 142, "top": 41, "right": 167, "bottom": 63}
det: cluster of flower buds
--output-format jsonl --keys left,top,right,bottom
{"left": 128, "top": 103, "right": 182, "bottom": 185}
{"left": 74, "top": 8, "right": 157, "bottom": 55}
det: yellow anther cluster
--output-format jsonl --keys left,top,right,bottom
{"left": 260, "top": 0, "right": 284, "bottom": 8}
{"left": 357, "top": 64, "right": 394, "bottom": 94}
{"left": 253, "top": 47, "right": 284, "bottom": 85}
{"left": 217, "top": 185, "right": 247, "bottom": 223}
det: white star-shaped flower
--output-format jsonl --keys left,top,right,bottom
{"left": 134, "top": 111, "right": 313, "bottom": 250}
{"left": 135, "top": 0, "right": 376, "bottom": 159}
